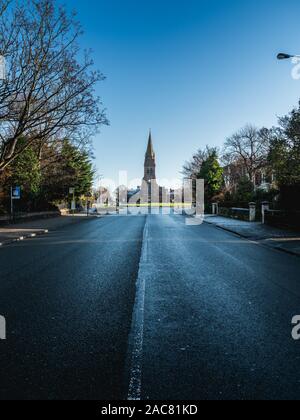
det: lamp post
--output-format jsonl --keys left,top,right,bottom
{"left": 277, "top": 53, "right": 300, "bottom": 60}
{"left": 277, "top": 52, "right": 300, "bottom": 80}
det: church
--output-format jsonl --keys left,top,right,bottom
{"left": 140, "top": 131, "right": 169, "bottom": 205}
{"left": 127, "top": 131, "right": 172, "bottom": 206}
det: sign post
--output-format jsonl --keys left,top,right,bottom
{"left": 11, "top": 186, "right": 21, "bottom": 222}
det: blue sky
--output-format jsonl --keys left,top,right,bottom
{"left": 65, "top": 0, "right": 300, "bottom": 186}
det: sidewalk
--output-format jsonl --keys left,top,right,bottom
{"left": 0, "top": 214, "right": 97, "bottom": 247}
{"left": 204, "top": 215, "right": 300, "bottom": 257}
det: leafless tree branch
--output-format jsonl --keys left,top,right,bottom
{"left": 0, "top": 0, "right": 108, "bottom": 172}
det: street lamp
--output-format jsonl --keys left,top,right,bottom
{"left": 277, "top": 53, "right": 300, "bottom": 60}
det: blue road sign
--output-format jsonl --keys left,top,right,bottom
{"left": 12, "top": 186, "right": 21, "bottom": 200}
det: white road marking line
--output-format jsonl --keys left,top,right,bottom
{"left": 127, "top": 217, "right": 149, "bottom": 401}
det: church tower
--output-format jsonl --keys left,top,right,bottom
{"left": 143, "top": 131, "right": 156, "bottom": 183}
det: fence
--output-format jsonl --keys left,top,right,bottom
{"left": 0, "top": 211, "right": 61, "bottom": 225}
{"left": 265, "top": 210, "right": 300, "bottom": 231}
{"left": 212, "top": 202, "right": 257, "bottom": 222}
{"left": 212, "top": 201, "right": 300, "bottom": 230}
{"left": 218, "top": 206, "right": 250, "bottom": 221}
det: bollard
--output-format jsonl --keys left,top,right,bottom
{"left": 261, "top": 201, "right": 270, "bottom": 224}
{"left": 212, "top": 203, "right": 218, "bottom": 215}
{"left": 249, "top": 202, "right": 256, "bottom": 222}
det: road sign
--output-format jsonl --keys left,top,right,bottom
{"left": 69, "top": 187, "right": 75, "bottom": 195}
{"left": 11, "top": 186, "right": 21, "bottom": 200}
{"left": 71, "top": 200, "right": 76, "bottom": 211}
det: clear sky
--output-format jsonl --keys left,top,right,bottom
{"left": 65, "top": 0, "right": 300, "bottom": 187}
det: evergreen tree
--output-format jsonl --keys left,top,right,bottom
{"left": 198, "top": 150, "right": 224, "bottom": 201}
{"left": 234, "top": 176, "right": 254, "bottom": 204}
{"left": 11, "top": 146, "right": 42, "bottom": 196}
{"left": 42, "top": 140, "right": 94, "bottom": 203}
{"left": 1, "top": 139, "right": 42, "bottom": 211}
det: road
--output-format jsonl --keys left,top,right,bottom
{"left": 0, "top": 213, "right": 300, "bottom": 400}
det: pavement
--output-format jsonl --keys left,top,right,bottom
{"left": 205, "top": 215, "right": 300, "bottom": 257}
{"left": 0, "top": 214, "right": 99, "bottom": 246}
{"left": 0, "top": 214, "right": 300, "bottom": 400}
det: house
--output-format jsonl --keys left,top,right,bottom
{"left": 223, "top": 159, "right": 276, "bottom": 193}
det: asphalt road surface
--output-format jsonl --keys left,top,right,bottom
{"left": 0, "top": 213, "right": 300, "bottom": 400}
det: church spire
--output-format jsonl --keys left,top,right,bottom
{"left": 143, "top": 130, "right": 156, "bottom": 182}
{"left": 146, "top": 130, "right": 155, "bottom": 159}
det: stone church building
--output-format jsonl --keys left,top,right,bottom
{"left": 140, "top": 131, "right": 169, "bottom": 204}
{"left": 126, "top": 131, "right": 173, "bottom": 206}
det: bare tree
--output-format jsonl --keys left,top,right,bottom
{"left": 0, "top": 0, "right": 107, "bottom": 172}
{"left": 182, "top": 146, "right": 218, "bottom": 179}
{"left": 222, "top": 125, "right": 270, "bottom": 184}
{"left": 0, "top": 0, "right": 10, "bottom": 17}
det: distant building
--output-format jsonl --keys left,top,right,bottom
{"left": 140, "top": 131, "right": 170, "bottom": 204}
{"left": 223, "top": 160, "right": 276, "bottom": 193}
